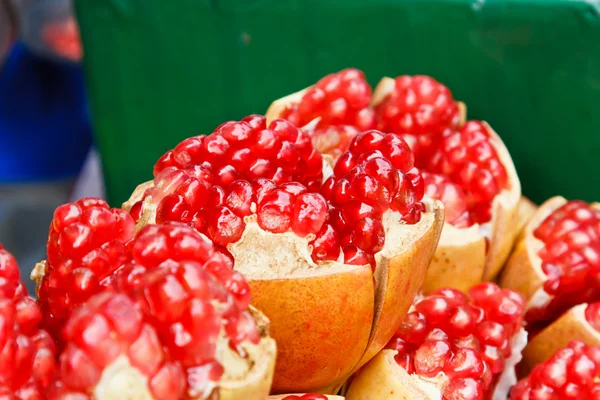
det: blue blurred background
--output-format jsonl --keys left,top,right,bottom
{"left": 0, "top": 0, "right": 102, "bottom": 294}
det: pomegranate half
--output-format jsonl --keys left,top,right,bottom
{"left": 266, "top": 71, "right": 521, "bottom": 294}
{"left": 123, "top": 116, "right": 444, "bottom": 394}
{"left": 32, "top": 211, "right": 277, "bottom": 400}
{"left": 344, "top": 284, "right": 528, "bottom": 400}
{"left": 510, "top": 340, "right": 600, "bottom": 399}
{"left": 500, "top": 197, "right": 600, "bottom": 377}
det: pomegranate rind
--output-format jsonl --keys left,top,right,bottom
{"left": 499, "top": 196, "right": 568, "bottom": 302}
{"left": 220, "top": 306, "right": 277, "bottom": 400}
{"left": 345, "top": 349, "right": 434, "bottom": 400}
{"left": 421, "top": 223, "right": 486, "bottom": 293}
{"left": 371, "top": 79, "right": 521, "bottom": 285}
{"left": 249, "top": 264, "right": 375, "bottom": 393}
{"left": 268, "top": 396, "right": 344, "bottom": 399}
{"left": 517, "top": 303, "right": 600, "bottom": 378}
{"left": 482, "top": 122, "right": 521, "bottom": 281}
{"left": 358, "top": 200, "right": 444, "bottom": 366}
{"left": 515, "top": 196, "right": 537, "bottom": 240}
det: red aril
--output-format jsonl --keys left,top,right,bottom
{"left": 347, "top": 283, "right": 526, "bottom": 400}
{"left": 427, "top": 121, "right": 509, "bottom": 225}
{"left": 37, "top": 197, "right": 135, "bottom": 344}
{"left": 511, "top": 341, "right": 600, "bottom": 400}
{"left": 374, "top": 75, "right": 462, "bottom": 167}
{"left": 0, "top": 244, "right": 57, "bottom": 398}
{"left": 280, "top": 68, "right": 374, "bottom": 132}
{"left": 423, "top": 172, "right": 473, "bottom": 228}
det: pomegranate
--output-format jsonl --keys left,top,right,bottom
{"left": 345, "top": 283, "right": 528, "bottom": 400}
{"left": 124, "top": 119, "right": 444, "bottom": 393}
{"left": 510, "top": 340, "right": 600, "bottom": 399}
{"left": 33, "top": 221, "right": 276, "bottom": 399}
{"left": 267, "top": 72, "right": 521, "bottom": 293}
{"left": 500, "top": 197, "right": 600, "bottom": 329}
{"left": 0, "top": 244, "right": 57, "bottom": 398}
{"left": 32, "top": 197, "right": 135, "bottom": 342}
{"left": 519, "top": 302, "right": 600, "bottom": 379}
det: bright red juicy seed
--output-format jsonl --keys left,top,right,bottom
{"left": 0, "top": 244, "right": 57, "bottom": 398}
{"left": 526, "top": 201, "right": 600, "bottom": 328}
{"left": 510, "top": 341, "right": 600, "bottom": 400}
{"left": 375, "top": 75, "right": 461, "bottom": 167}
{"left": 40, "top": 198, "right": 135, "bottom": 344}
{"left": 423, "top": 172, "right": 473, "bottom": 228}
{"left": 427, "top": 121, "right": 508, "bottom": 224}
{"left": 281, "top": 68, "right": 375, "bottom": 132}
{"left": 389, "top": 283, "right": 525, "bottom": 400}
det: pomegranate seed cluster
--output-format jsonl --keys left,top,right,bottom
{"left": 386, "top": 283, "right": 525, "bottom": 400}
{"left": 314, "top": 130, "right": 425, "bottom": 268}
{"left": 40, "top": 198, "right": 135, "bottom": 339}
{"left": 52, "top": 226, "right": 258, "bottom": 400}
{"left": 0, "top": 244, "right": 56, "bottom": 398}
{"left": 510, "top": 340, "right": 600, "bottom": 399}
{"left": 423, "top": 172, "right": 472, "bottom": 228}
{"left": 280, "top": 71, "right": 509, "bottom": 227}
{"left": 375, "top": 75, "right": 461, "bottom": 165}
{"left": 523, "top": 201, "right": 600, "bottom": 328}
{"left": 427, "top": 121, "right": 509, "bottom": 224}
{"left": 281, "top": 68, "right": 375, "bottom": 132}
{"left": 34, "top": 211, "right": 260, "bottom": 399}
{"left": 153, "top": 115, "right": 323, "bottom": 191}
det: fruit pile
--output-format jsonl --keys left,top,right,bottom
{"left": 2, "top": 68, "right": 597, "bottom": 399}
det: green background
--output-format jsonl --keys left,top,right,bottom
{"left": 75, "top": 0, "right": 600, "bottom": 206}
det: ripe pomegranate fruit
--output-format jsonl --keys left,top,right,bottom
{"left": 124, "top": 119, "right": 444, "bottom": 393}
{"left": 345, "top": 284, "right": 528, "bottom": 400}
{"left": 518, "top": 302, "right": 600, "bottom": 379}
{"left": 510, "top": 340, "right": 600, "bottom": 399}
{"left": 32, "top": 197, "right": 135, "bottom": 342}
{"left": 36, "top": 222, "right": 276, "bottom": 400}
{"left": 501, "top": 197, "right": 600, "bottom": 328}
{"left": 268, "top": 72, "right": 522, "bottom": 293}
{"left": 0, "top": 244, "right": 57, "bottom": 398}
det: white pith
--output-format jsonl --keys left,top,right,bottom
{"left": 229, "top": 197, "right": 436, "bottom": 280}
{"left": 93, "top": 356, "right": 153, "bottom": 400}
{"left": 492, "top": 328, "right": 528, "bottom": 400}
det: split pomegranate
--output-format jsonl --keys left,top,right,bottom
{"left": 374, "top": 75, "right": 462, "bottom": 167}
{"left": 268, "top": 72, "right": 521, "bottom": 292}
{"left": 278, "top": 68, "right": 374, "bottom": 132}
{"left": 125, "top": 117, "right": 444, "bottom": 393}
{"left": 42, "top": 222, "right": 276, "bottom": 400}
{"left": 35, "top": 197, "right": 135, "bottom": 341}
{"left": 501, "top": 197, "right": 600, "bottom": 330}
{"left": 0, "top": 244, "right": 57, "bottom": 398}
{"left": 345, "top": 283, "right": 528, "bottom": 400}
{"left": 510, "top": 340, "right": 600, "bottom": 399}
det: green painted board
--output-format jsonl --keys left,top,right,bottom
{"left": 75, "top": 0, "right": 600, "bottom": 205}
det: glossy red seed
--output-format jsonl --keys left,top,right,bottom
{"left": 442, "top": 377, "right": 484, "bottom": 400}
{"left": 291, "top": 193, "right": 328, "bottom": 237}
{"left": 310, "top": 224, "right": 341, "bottom": 262}
{"left": 415, "top": 296, "right": 452, "bottom": 326}
{"left": 257, "top": 189, "right": 294, "bottom": 233}
{"left": 528, "top": 201, "right": 600, "bottom": 327}
{"left": 414, "top": 340, "right": 451, "bottom": 377}
{"left": 445, "top": 348, "right": 484, "bottom": 379}
{"left": 423, "top": 172, "right": 473, "bottom": 228}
